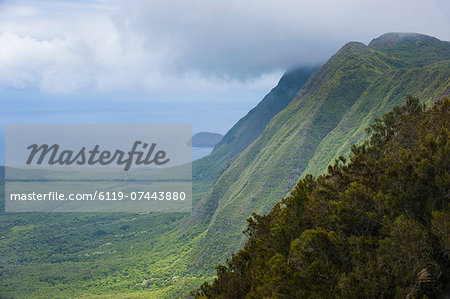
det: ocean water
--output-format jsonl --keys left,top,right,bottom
{"left": 192, "top": 146, "right": 214, "bottom": 161}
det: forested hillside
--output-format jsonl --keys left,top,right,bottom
{"left": 195, "top": 96, "right": 450, "bottom": 298}
{"left": 184, "top": 33, "right": 450, "bottom": 276}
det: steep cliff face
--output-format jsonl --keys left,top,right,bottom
{"left": 192, "top": 66, "right": 318, "bottom": 186}
{"left": 185, "top": 33, "right": 450, "bottom": 273}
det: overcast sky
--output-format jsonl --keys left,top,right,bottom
{"left": 0, "top": 0, "right": 449, "bottom": 138}
{"left": 0, "top": 0, "right": 449, "bottom": 95}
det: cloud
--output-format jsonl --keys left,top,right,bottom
{"left": 0, "top": 0, "right": 168, "bottom": 93}
{"left": 116, "top": 0, "right": 450, "bottom": 77}
{"left": 0, "top": 32, "right": 89, "bottom": 92}
{"left": 0, "top": 0, "right": 448, "bottom": 94}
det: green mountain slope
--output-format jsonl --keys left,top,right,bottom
{"left": 192, "top": 66, "right": 318, "bottom": 186}
{"left": 191, "top": 66, "right": 317, "bottom": 206}
{"left": 185, "top": 33, "right": 450, "bottom": 275}
{"left": 195, "top": 97, "right": 450, "bottom": 298}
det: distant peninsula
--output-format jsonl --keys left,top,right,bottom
{"left": 187, "top": 132, "right": 223, "bottom": 147}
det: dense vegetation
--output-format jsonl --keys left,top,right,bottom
{"left": 195, "top": 96, "right": 450, "bottom": 298}
{"left": 183, "top": 33, "right": 450, "bottom": 279}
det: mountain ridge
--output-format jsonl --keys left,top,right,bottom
{"left": 182, "top": 32, "right": 450, "bottom": 276}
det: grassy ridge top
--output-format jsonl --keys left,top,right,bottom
{"left": 368, "top": 32, "right": 450, "bottom": 66}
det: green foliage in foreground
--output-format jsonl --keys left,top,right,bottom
{"left": 194, "top": 97, "right": 450, "bottom": 298}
